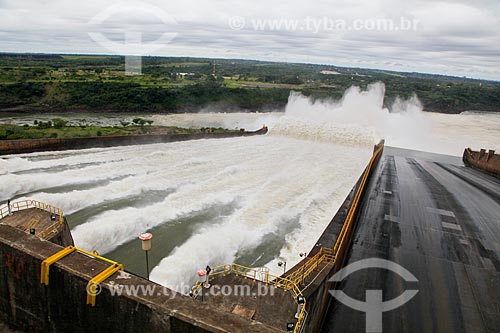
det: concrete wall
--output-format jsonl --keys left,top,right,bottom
{"left": 463, "top": 148, "right": 500, "bottom": 178}
{"left": 0, "top": 128, "right": 268, "bottom": 156}
{"left": 298, "top": 179, "right": 362, "bottom": 333}
{"left": 0, "top": 225, "right": 277, "bottom": 333}
{"left": 48, "top": 217, "right": 74, "bottom": 248}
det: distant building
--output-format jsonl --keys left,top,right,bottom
{"left": 176, "top": 72, "right": 195, "bottom": 79}
{"left": 320, "top": 70, "right": 341, "bottom": 75}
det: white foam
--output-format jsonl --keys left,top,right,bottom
{"left": 2, "top": 82, "right": 498, "bottom": 294}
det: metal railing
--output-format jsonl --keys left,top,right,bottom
{"left": 286, "top": 247, "right": 336, "bottom": 285}
{"left": 0, "top": 200, "right": 65, "bottom": 239}
{"left": 333, "top": 144, "right": 383, "bottom": 254}
{"left": 40, "top": 245, "right": 124, "bottom": 307}
{"left": 191, "top": 263, "right": 307, "bottom": 332}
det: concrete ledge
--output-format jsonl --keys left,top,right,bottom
{"left": 0, "top": 225, "right": 277, "bottom": 333}
{"left": 0, "top": 128, "right": 268, "bottom": 156}
{"left": 463, "top": 148, "right": 500, "bottom": 178}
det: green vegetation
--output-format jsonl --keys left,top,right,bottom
{"left": 0, "top": 119, "right": 236, "bottom": 140}
{"left": 0, "top": 53, "right": 498, "bottom": 113}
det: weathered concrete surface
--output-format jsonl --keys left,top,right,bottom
{"left": 0, "top": 321, "right": 21, "bottom": 332}
{"left": 1, "top": 209, "right": 74, "bottom": 247}
{"left": 324, "top": 147, "right": 500, "bottom": 332}
{"left": 49, "top": 217, "right": 74, "bottom": 247}
{"left": 463, "top": 148, "right": 500, "bottom": 178}
{"left": 0, "top": 127, "right": 268, "bottom": 156}
{"left": 199, "top": 274, "right": 295, "bottom": 331}
{"left": 0, "top": 225, "right": 278, "bottom": 333}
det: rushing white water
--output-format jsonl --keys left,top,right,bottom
{"left": 1, "top": 82, "right": 498, "bottom": 291}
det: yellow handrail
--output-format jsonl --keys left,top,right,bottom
{"left": 191, "top": 262, "right": 307, "bottom": 332}
{"left": 25, "top": 216, "right": 41, "bottom": 232}
{"left": 333, "top": 144, "right": 383, "bottom": 254}
{"left": 40, "top": 246, "right": 78, "bottom": 285}
{"left": 41, "top": 245, "right": 121, "bottom": 285}
{"left": 0, "top": 200, "right": 65, "bottom": 239}
{"left": 40, "top": 245, "right": 124, "bottom": 307}
{"left": 287, "top": 249, "right": 334, "bottom": 286}
{"left": 87, "top": 263, "right": 124, "bottom": 306}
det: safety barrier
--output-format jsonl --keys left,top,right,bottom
{"left": 40, "top": 245, "right": 123, "bottom": 306}
{"left": 286, "top": 247, "right": 336, "bottom": 286}
{"left": 333, "top": 144, "right": 383, "bottom": 254}
{"left": 25, "top": 216, "right": 41, "bottom": 232}
{"left": 190, "top": 143, "right": 384, "bottom": 332}
{"left": 191, "top": 263, "right": 307, "bottom": 333}
{"left": 0, "top": 200, "right": 65, "bottom": 239}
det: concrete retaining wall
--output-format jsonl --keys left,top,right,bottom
{"left": 48, "top": 217, "right": 74, "bottom": 248}
{"left": 298, "top": 177, "right": 363, "bottom": 333}
{"left": 0, "top": 225, "right": 277, "bottom": 333}
{"left": 463, "top": 148, "right": 500, "bottom": 178}
{"left": 0, "top": 128, "right": 268, "bottom": 156}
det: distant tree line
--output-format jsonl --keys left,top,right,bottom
{"left": 0, "top": 54, "right": 499, "bottom": 113}
{"left": 0, "top": 81, "right": 291, "bottom": 112}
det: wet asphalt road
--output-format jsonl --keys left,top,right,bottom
{"left": 324, "top": 147, "right": 500, "bottom": 332}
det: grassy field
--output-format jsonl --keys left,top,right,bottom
{"left": 0, "top": 121, "right": 236, "bottom": 140}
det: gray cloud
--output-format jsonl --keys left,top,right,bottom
{"left": 0, "top": 0, "right": 499, "bottom": 80}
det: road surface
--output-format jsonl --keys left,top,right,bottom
{"left": 324, "top": 147, "right": 500, "bottom": 332}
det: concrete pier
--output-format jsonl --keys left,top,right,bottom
{"left": 0, "top": 127, "right": 268, "bottom": 156}
{"left": 0, "top": 201, "right": 73, "bottom": 247}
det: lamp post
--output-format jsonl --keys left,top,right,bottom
{"left": 138, "top": 233, "right": 153, "bottom": 280}
{"left": 205, "top": 265, "right": 212, "bottom": 288}
{"left": 278, "top": 260, "right": 287, "bottom": 275}
{"left": 197, "top": 269, "right": 207, "bottom": 301}
{"left": 295, "top": 295, "right": 305, "bottom": 319}
{"left": 299, "top": 252, "right": 307, "bottom": 285}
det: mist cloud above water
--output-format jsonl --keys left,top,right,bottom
{"left": 270, "top": 82, "right": 432, "bottom": 151}
{"left": 270, "top": 82, "right": 500, "bottom": 155}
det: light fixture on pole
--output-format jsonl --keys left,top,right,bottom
{"left": 138, "top": 233, "right": 153, "bottom": 280}
{"left": 204, "top": 265, "right": 212, "bottom": 288}
{"left": 299, "top": 252, "right": 307, "bottom": 285}
{"left": 278, "top": 260, "right": 287, "bottom": 275}
{"left": 197, "top": 269, "right": 207, "bottom": 301}
{"left": 295, "top": 295, "right": 305, "bottom": 318}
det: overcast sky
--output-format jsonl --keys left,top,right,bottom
{"left": 1, "top": 0, "right": 499, "bottom": 80}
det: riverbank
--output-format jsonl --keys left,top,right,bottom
{"left": 0, "top": 121, "right": 239, "bottom": 140}
{"left": 0, "top": 126, "right": 268, "bottom": 155}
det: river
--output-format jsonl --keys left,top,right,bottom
{"left": 1, "top": 83, "right": 498, "bottom": 291}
